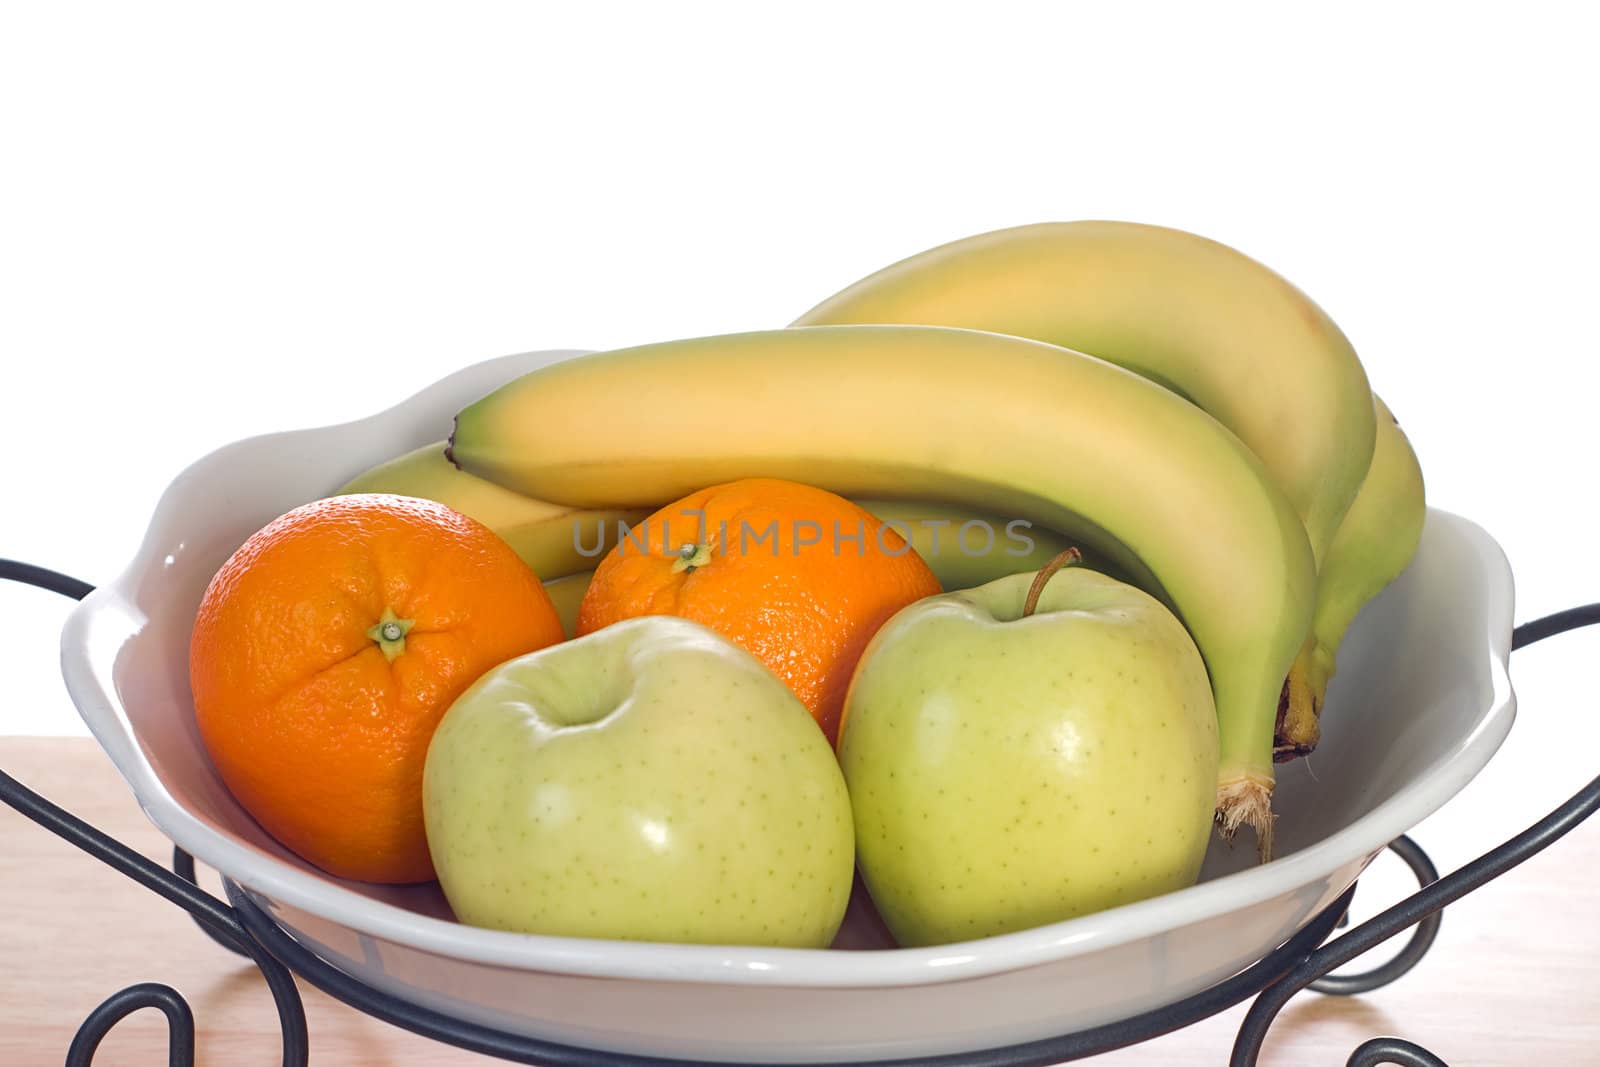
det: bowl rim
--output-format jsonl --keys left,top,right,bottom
{"left": 59, "top": 348, "right": 1518, "bottom": 990}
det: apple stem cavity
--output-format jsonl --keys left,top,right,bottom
{"left": 1021, "top": 547, "right": 1085, "bottom": 619}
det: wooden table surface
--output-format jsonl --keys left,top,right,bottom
{"left": 3, "top": 736, "right": 1598, "bottom": 1066}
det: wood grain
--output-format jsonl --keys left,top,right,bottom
{"left": 2, "top": 737, "right": 1596, "bottom": 1066}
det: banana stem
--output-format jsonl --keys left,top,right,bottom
{"left": 1216, "top": 772, "right": 1275, "bottom": 863}
{"left": 1214, "top": 664, "right": 1284, "bottom": 862}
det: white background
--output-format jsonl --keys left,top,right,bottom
{"left": 2, "top": 0, "right": 1597, "bottom": 997}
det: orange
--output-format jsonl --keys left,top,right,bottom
{"left": 576, "top": 478, "right": 942, "bottom": 744}
{"left": 188, "top": 493, "right": 564, "bottom": 884}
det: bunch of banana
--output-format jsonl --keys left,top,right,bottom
{"left": 342, "top": 221, "right": 1425, "bottom": 861}
{"left": 445, "top": 324, "right": 1317, "bottom": 856}
{"left": 793, "top": 220, "right": 1425, "bottom": 764}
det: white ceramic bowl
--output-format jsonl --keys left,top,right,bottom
{"left": 60, "top": 349, "right": 1516, "bottom": 1063}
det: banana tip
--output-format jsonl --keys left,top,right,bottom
{"left": 444, "top": 420, "right": 461, "bottom": 470}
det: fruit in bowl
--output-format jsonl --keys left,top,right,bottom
{"left": 423, "top": 615, "right": 856, "bottom": 946}
{"left": 838, "top": 553, "right": 1218, "bottom": 946}
{"left": 445, "top": 323, "right": 1315, "bottom": 848}
{"left": 180, "top": 220, "right": 1432, "bottom": 945}
{"left": 84, "top": 218, "right": 1490, "bottom": 1060}
{"left": 80, "top": 352, "right": 1506, "bottom": 1063}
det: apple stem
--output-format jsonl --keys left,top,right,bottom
{"left": 1021, "top": 547, "right": 1084, "bottom": 618}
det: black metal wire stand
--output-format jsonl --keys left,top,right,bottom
{"left": 5, "top": 556, "right": 1596, "bottom": 1067}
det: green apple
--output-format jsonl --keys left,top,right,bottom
{"left": 422, "top": 615, "right": 855, "bottom": 947}
{"left": 837, "top": 564, "right": 1218, "bottom": 947}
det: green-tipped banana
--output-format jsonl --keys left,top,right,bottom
{"left": 1276, "top": 395, "right": 1426, "bottom": 758}
{"left": 336, "top": 443, "right": 1091, "bottom": 593}
{"left": 449, "top": 325, "right": 1317, "bottom": 855}
{"left": 794, "top": 220, "right": 1377, "bottom": 570}
{"left": 335, "top": 442, "right": 650, "bottom": 580}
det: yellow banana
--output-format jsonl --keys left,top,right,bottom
{"left": 852, "top": 498, "right": 1122, "bottom": 591}
{"left": 793, "top": 220, "right": 1380, "bottom": 759}
{"left": 542, "top": 522, "right": 1094, "bottom": 642}
{"left": 335, "top": 443, "right": 1090, "bottom": 593}
{"left": 794, "top": 220, "right": 1376, "bottom": 569}
{"left": 335, "top": 442, "right": 650, "bottom": 580}
{"left": 447, "top": 325, "right": 1317, "bottom": 855}
{"left": 1275, "top": 394, "right": 1426, "bottom": 758}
